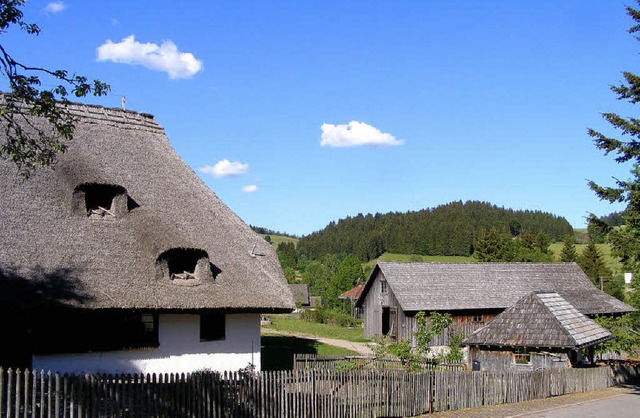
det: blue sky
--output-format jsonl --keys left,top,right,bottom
{"left": 3, "top": 1, "right": 638, "bottom": 236}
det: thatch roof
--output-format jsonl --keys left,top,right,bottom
{"left": 463, "top": 292, "right": 612, "bottom": 349}
{"left": 0, "top": 100, "right": 295, "bottom": 312}
{"left": 356, "top": 262, "right": 634, "bottom": 315}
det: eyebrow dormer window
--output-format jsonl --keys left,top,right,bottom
{"left": 156, "top": 248, "right": 214, "bottom": 286}
{"left": 73, "top": 183, "right": 138, "bottom": 219}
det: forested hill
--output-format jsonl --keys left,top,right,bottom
{"left": 297, "top": 201, "right": 573, "bottom": 261}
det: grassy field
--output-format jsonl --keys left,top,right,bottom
{"left": 261, "top": 316, "right": 363, "bottom": 370}
{"left": 262, "top": 316, "right": 367, "bottom": 343}
{"left": 573, "top": 228, "right": 590, "bottom": 244}
{"left": 363, "top": 252, "right": 475, "bottom": 270}
{"left": 549, "top": 241, "right": 621, "bottom": 271}
{"left": 260, "top": 234, "right": 298, "bottom": 248}
{"left": 261, "top": 335, "right": 359, "bottom": 370}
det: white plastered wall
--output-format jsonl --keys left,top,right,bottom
{"left": 33, "top": 313, "right": 261, "bottom": 374}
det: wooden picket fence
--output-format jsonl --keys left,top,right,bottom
{"left": 293, "top": 354, "right": 465, "bottom": 372}
{"left": 0, "top": 366, "right": 615, "bottom": 417}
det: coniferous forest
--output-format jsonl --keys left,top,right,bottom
{"left": 296, "top": 201, "right": 573, "bottom": 262}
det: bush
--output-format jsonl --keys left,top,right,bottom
{"left": 300, "top": 309, "right": 323, "bottom": 323}
{"left": 300, "top": 307, "right": 363, "bottom": 328}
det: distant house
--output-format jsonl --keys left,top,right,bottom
{"left": 0, "top": 99, "right": 295, "bottom": 374}
{"left": 355, "top": 262, "right": 633, "bottom": 346}
{"left": 463, "top": 291, "right": 611, "bottom": 371}
{"left": 339, "top": 284, "right": 365, "bottom": 318}
{"left": 289, "top": 284, "right": 311, "bottom": 310}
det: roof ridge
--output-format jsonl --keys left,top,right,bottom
{"left": 378, "top": 261, "right": 571, "bottom": 265}
{"left": 0, "top": 93, "right": 163, "bottom": 133}
{"left": 533, "top": 292, "right": 579, "bottom": 347}
{"left": 1, "top": 92, "right": 154, "bottom": 118}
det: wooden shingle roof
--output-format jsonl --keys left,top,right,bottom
{"left": 0, "top": 100, "right": 295, "bottom": 312}
{"left": 289, "top": 284, "right": 310, "bottom": 306}
{"left": 463, "top": 292, "right": 612, "bottom": 349}
{"left": 356, "top": 262, "right": 634, "bottom": 315}
{"left": 339, "top": 284, "right": 364, "bottom": 300}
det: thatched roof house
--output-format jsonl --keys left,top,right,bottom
{"left": 0, "top": 100, "right": 294, "bottom": 373}
{"left": 356, "top": 262, "right": 633, "bottom": 345}
{"left": 464, "top": 292, "right": 612, "bottom": 370}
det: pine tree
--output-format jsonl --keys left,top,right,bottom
{"left": 577, "top": 240, "right": 624, "bottom": 299}
{"left": 587, "top": 1, "right": 640, "bottom": 310}
{"left": 578, "top": 241, "right": 611, "bottom": 287}
{"left": 473, "top": 227, "right": 510, "bottom": 262}
{"left": 559, "top": 235, "right": 578, "bottom": 262}
{"left": 586, "top": 1, "right": 640, "bottom": 352}
{"left": 519, "top": 229, "right": 535, "bottom": 250}
{"left": 534, "top": 232, "right": 551, "bottom": 254}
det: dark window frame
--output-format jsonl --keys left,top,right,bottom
{"left": 200, "top": 312, "right": 226, "bottom": 342}
{"left": 32, "top": 311, "right": 159, "bottom": 354}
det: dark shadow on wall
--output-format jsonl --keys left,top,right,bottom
{"left": 0, "top": 265, "right": 93, "bottom": 369}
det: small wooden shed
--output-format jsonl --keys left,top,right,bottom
{"left": 290, "top": 284, "right": 311, "bottom": 310}
{"left": 339, "top": 284, "right": 365, "bottom": 318}
{"left": 463, "top": 292, "right": 612, "bottom": 371}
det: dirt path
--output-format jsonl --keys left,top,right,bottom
{"left": 261, "top": 327, "right": 374, "bottom": 355}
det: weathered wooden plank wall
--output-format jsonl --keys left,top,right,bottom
{"left": 0, "top": 366, "right": 616, "bottom": 418}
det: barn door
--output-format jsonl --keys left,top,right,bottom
{"left": 382, "top": 307, "right": 398, "bottom": 340}
{"left": 389, "top": 307, "right": 398, "bottom": 339}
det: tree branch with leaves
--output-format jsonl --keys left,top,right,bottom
{"left": 587, "top": 1, "right": 640, "bottom": 356}
{"left": 0, "top": 0, "right": 109, "bottom": 177}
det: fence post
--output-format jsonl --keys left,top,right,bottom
{"left": 0, "top": 368, "right": 4, "bottom": 418}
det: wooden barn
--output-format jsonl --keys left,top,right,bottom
{"left": 463, "top": 291, "right": 612, "bottom": 371}
{"left": 0, "top": 98, "right": 295, "bottom": 374}
{"left": 355, "top": 262, "right": 633, "bottom": 346}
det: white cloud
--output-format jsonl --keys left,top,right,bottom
{"left": 242, "top": 185, "right": 258, "bottom": 193}
{"left": 320, "top": 121, "right": 404, "bottom": 147}
{"left": 96, "top": 35, "right": 203, "bottom": 79}
{"left": 44, "top": 2, "right": 67, "bottom": 13}
{"left": 199, "top": 159, "right": 248, "bottom": 178}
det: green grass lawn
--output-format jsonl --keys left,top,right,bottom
{"left": 573, "top": 228, "right": 590, "bottom": 244}
{"left": 260, "top": 234, "right": 298, "bottom": 248}
{"left": 365, "top": 244, "right": 622, "bottom": 274}
{"left": 261, "top": 335, "right": 359, "bottom": 370}
{"left": 548, "top": 242, "right": 621, "bottom": 271}
{"left": 262, "top": 316, "right": 368, "bottom": 343}
{"left": 363, "top": 252, "right": 475, "bottom": 270}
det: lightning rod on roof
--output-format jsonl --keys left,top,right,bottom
{"left": 121, "top": 96, "right": 126, "bottom": 110}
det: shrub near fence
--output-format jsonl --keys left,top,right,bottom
{"left": 0, "top": 366, "right": 616, "bottom": 418}
{"left": 293, "top": 354, "right": 465, "bottom": 372}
